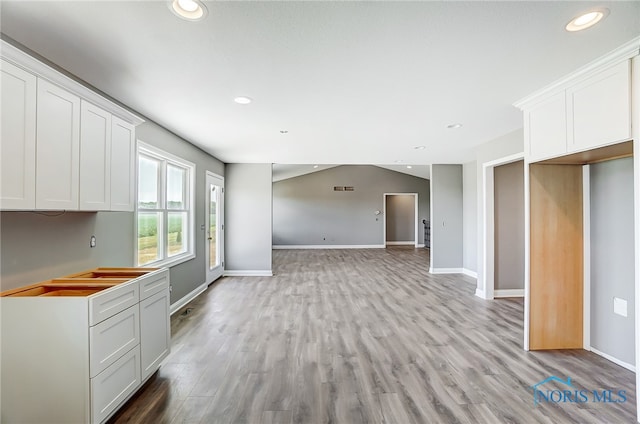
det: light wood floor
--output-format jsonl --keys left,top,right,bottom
{"left": 110, "top": 248, "right": 636, "bottom": 424}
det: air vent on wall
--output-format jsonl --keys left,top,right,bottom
{"left": 333, "top": 186, "right": 354, "bottom": 191}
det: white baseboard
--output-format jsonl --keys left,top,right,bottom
{"left": 170, "top": 282, "right": 208, "bottom": 316}
{"left": 417, "top": 244, "right": 425, "bottom": 248}
{"left": 475, "top": 288, "right": 487, "bottom": 299}
{"left": 385, "top": 241, "right": 415, "bottom": 246}
{"left": 272, "top": 245, "right": 385, "bottom": 250}
{"left": 429, "top": 267, "right": 463, "bottom": 274}
{"left": 223, "top": 270, "right": 273, "bottom": 277}
{"left": 494, "top": 289, "right": 524, "bottom": 298}
{"left": 589, "top": 347, "right": 636, "bottom": 372}
{"left": 462, "top": 268, "right": 478, "bottom": 279}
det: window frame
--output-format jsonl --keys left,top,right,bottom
{"left": 135, "top": 141, "right": 196, "bottom": 268}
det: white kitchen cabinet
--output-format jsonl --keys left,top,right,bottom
{"left": 80, "top": 100, "right": 112, "bottom": 211}
{"left": 110, "top": 116, "right": 136, "bottom": 211}
{"left": 0, "top": 59, "right": 37, "bottom": 209}
{"left": 140, "top": 289, "right": 171, "bottom": 380}
{"left": 0, "top": 267, "right": 170, "bottom": 424}
{"left": 567, "top": 60, "right": 632, "bottom": 153}
{"left": 525, "top": 91, "right": 567, "bottom": 162}
{"left": 36, "top": 78, "right": 81, "bottom": 210}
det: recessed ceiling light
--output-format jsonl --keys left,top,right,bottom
{"left": 280, "top": 130, "right": 289, "bottom": 134}
{"left": 406, "top": 166, "right": 413, "bottom": 169}
{"left": 234, "top": 96, "right": 252, "bottom": 105}
{"left": 414, "top": 146, "right": 426, "bottom": 150}
{"left": 447, "top": 123, "right": 463, "bottom": 129}
{"left": 313, "top": 165, "right": 319, "bottom": 169}
{"left": 566, "top": 9, "right": 609, "bottom": 32}
{"left": 169, "top": 0, "right": 208, "bottom": 21}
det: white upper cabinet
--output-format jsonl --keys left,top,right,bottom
{"left": 526, "top": 92, "right": 567, "bottom": 162}
{"left": 0, "top": 60, "right": 37, "bottom": 209}
{"left": 515, "top": 38, "right": 638, "bottom": 163}
{"left": 1, "top": 39, "right": 143, "bottom": 211}
{"left": 80, "top": 100, "right": 112, "bottom": 211}
{"left": 36, "top": 78, "right": 81, "bottom": 210}
{"left": 567, "top": 60, "right": 631, "bottom": 152}
{"left": 110, "top": 117, "right": 136, "bottom": 212}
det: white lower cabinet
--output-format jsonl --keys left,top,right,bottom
{"left": 91, "top": 345, "right": 142, "bottom": 424}
{"left": 0, "top": 267, "right": 170, "bottom": 423}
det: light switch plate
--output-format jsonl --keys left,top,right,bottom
{"left": 614, "top": 297, "right": 627, "bottom": 317}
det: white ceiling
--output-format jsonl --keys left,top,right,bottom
{"left": 2, "top": 1, "right": 639, "bottom": 166}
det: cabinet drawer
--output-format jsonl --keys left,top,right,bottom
{"left": 89, "top": 280, "right": 139, "bottom": 326}
{"left": 91, "top": 345, "right": 141, "bottom": 424}
{"left": 90, "top": 304, "right": 140, "bottom": 378}
{"left": 138, "top": 269, "right": 169, "bottom": 301}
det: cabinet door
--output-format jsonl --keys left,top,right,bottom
{"left": 91, "top": 345, "right": 141, "bottom": 424}
{"left": 111, "top": 117, "right": 136, "bottom": 211}
{"left": 526, "top": 91, "right": 567, "bottom": 162}
{"left": 80, "top": 100, "right": 111, "bottom": 210}
{"left": 36, "top": 78, "right": 80, "bottom": 210}
{"left": 567, "top": 60, "right": 631, "bottom": 152}
{"left": 1, "top": 60, "right": 36, "bottom": 209}
{"left": 140, "top": 289, "right": 170, "bottom": 380}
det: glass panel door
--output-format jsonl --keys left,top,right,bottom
{"left": 206, "top": 172, "right": 224, "bottom": 283}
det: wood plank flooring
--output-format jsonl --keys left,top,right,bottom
{"left": 109, "top": 248, "right": 636, "bottom": 424}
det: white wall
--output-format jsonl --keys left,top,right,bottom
{"left": 462, "top": 161, "right": 477, "bottom": 274}
{"left": 225, "top": 164, "right": 273, "bottom": 274}
{"left": 474, "top": 129, "right": 524, "bottom": 296}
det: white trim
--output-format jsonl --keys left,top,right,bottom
{"left": 631, "top": 55, "right": 640, "bottom": 423}
{"left": 272, "top": 244, "right": 385, "bottom": 250}
{"left": 385, "top": 241, "right": 415, "bottom": 246}
{"left": 0, "top": 39, "right": 144, "bottom": 125}
{"left": 223, "top": 270, "right": 273, "bottom": 277}
{"left": 481, "top": 152, "right": 525, "bottom": 302}
{"left": 429, "top": 267, "right": 463, "bottom": 274}
{"left": 170, "top": 282, "right": 207, "bottom": 316}
{"left": 524, "top": 158, "right": 531, "bottom": 351}
{"left": 514, "top": 36, "right": 640, "bottom": 109}
{"left": 462, "top": 268, "right": 478, "bottom": 279}
{"left": 383, "top": 193, "right": 419, "bottom": 248}
{"left": 494, "top": 289, "right": 525, "bottom": 298}
{"left": 475, "top": 288, "right": 486, "bottom": 299}
{"left": 417, "top": 244, "right": 425, "bottom": 248}
{"left": 583, "top": 165, "right": 591, "bottom": 350}
{"left": 589, "top": 347, "right": 636, "bottom": 373}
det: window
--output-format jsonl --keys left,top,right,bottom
{"left": 136, "top": 142, "right": 195, "bottom": 267}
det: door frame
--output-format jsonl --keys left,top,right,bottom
{"left": 479, "top": 153, "right": 525, "bottom": 301}
{"left": 205, "top": 171, "right": 224, "bottom": 284}
{"left": 383, "top": 193, "right": 419, "bottom": 248}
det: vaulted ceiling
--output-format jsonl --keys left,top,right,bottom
{"left": 2, "top": 1, "right": 639, "bottom": 166}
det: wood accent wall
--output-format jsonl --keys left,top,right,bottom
{"left": 529, "top": 164, "right": 583, "bottom": 350}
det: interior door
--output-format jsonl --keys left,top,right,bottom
{"left": 205, "top": 172, "right": 224, "bottom": 283}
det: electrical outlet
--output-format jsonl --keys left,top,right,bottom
{"left": 90, "top": 235, "right": 96, "bottom": 248}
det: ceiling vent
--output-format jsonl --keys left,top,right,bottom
{"left": 333, "top": 186, "right": 354, "bottom": 191}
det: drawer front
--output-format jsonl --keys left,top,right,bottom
{"left": 91, "top": 345, "right": 141, "bottom": 424}
{"left": 138, "top": 268, "right": 169, "bottom": 300}
{"left": 89, "top": 280, "right": 139, "bottom": 325}
{"left": 90, "top": 304, "right": 140, "bottom": 378}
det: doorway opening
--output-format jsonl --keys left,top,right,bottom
{"left": 383, "top": 193, "right": 418, "bottom": 248}
{"left": 206, "top": 171, "right": 224, "bottom": 284}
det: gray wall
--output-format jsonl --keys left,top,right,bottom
{"left": 225, "top": 164, "right": 273, "bottom": 272}
{"left": 494, "top": 160, "right": 524, "bottom": 290}
{"left": 137, "top": 120, "right": 225, "bottom": 303}
{"left": 590, "top": 157, "right": 635, "bottom": 365}
{"left": 386, "top": 194, "right": 415, "bottom": 242}
{"left": 0, "top": 212, "right": 132, "bottom": 290}
{"left": 430, "top": 164, "right": 463, "bottom": 270}
{"left": 474, "top": 129, "right": 524, "bottom": 294}
{"left": 0, "top": 119, "right": 225, "bottom": 306}
{"left": 272, "top": 165, "right": 429, "bottom": 246}
{"left": 462, "top": 161, "right": 477, "bottom": 273}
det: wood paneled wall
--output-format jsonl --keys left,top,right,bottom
{"left": 529, "top": 164, "right": 583, "bottom": 349}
